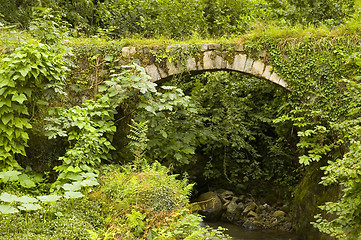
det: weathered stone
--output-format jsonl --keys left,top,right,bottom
{"left": 120, "top": 43, "right": 288, "bottom": 89}
{"left": 200, "top": 44, "right": 209, "bottom": 52}
{"left": 145, "top": 64, "right": 160, "bottom": 82}
{"left": 215, "top": 55, "right": 226, "bottom": 69}
{"left": 262, "top": 65, "right": 273, "bottom": 79}
{"left": 158, "top": 67, "right": 168, "bottom": 79}
{"left": 251, "top": 60, "right": 265, "bottom": 76}
{"left": 166, "top": 60, "right": 178, "bottom": 75}
{"left": 122, "top": 47, "right": 130, "bottom": 57}
{"left": 197, "top": 61, "right": 203, "bottom": 70}
{"left": 219, "top": 190, "right": 234, "bottom": 203}
{"left": 279, "top": 79, "right": 288, "bottom": 89}
{"left": 258, "top": 50, "right": 267, "bottom": 58}
{"left": 270, "top": 72, "right": 288, "bottom": 88}
{"left": 244, "top": 57, "right": 254, "bottom": 73}
{"left": 129, "top": 47, "right": 137, "bottom": 55}
{"left": 222, "top": 200, "right": 239, "bottom": 222}
{"left": 273, "top": 210, "right": 286, "bottom": 218}
{"left": 203, "top": 51, "right": 215, "bottom": 69}
{"left": 247, "top": 211, "right": 258, "bottom": 218}
{"left": 208, "top": 43, "right": 221, "bottom": 50}
{"left": 232, "top": 54, "right": 247, "bottom": 71}
{"left": 197, "top": 192, "right": 223, "bottom": 222}
{"left": 186, "top": 57, "right": 197, "bottom": 71}
{"left": 234, "top": 44, "right": 244, "bottom": 52}
{"left": 243, "top": 202, "right": 257, "bottom": 213}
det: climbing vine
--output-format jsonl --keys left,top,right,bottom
{"left": 0, "top": 42, "right": 68, "bottom": 171}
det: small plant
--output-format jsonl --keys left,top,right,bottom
{"left": 127, "top": 120, "right": 149, "bottom": 171}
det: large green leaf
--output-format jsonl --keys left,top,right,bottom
{"left": 64, "top": 191, "right": 84, "bottom": 199}
{"left": 62, "top": 183, "right": 81, "bottom": 191}
{"left": 0, "top": 193, "right": 18, "bottom": 203}
{"left": 11, "top": 93, "right": 27, "bottom": 104}
{"left": 0, "top": 204, "right": 19, "bottom": 214}
{"left": 18, "top": 174, "right": 36, "bottom": 188}
{"left": 17, "top": 196, "right": 38, "bottom": 203}
{"left": 18, "top": 203, "right": 42, "bottom": 211}
{"left": 37, "top": 195, "right": 62, "bottom": 203}
{"left": 0, "top": 171, "right": 21, "bottom": 182}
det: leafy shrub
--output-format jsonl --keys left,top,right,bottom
{"left": 93, "top": 163, "right": 229, "bottom": 239}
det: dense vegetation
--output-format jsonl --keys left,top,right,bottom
{"left": 2, "top": 0, "right": 361, "bottom": 239}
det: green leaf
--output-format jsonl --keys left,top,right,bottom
{"left": 37, "top": 195, "right": 62, "bottom": 203}
{"left": 62, "top": 183, "right": 81, "bottom": 191}
{"left": 0, "top": 171, "right": 21, "bottom": 182}
{"left": 18, "top": 174, "right": 36, "bottom": 188}
{"left": 11, "top": 93, "right": 27, "bottom": 104}
{"left": 18, "top": 203, "right": 42, "bottom": 211}
{"left": 64, "top": 191, "right": 84, "bottom": 199}
{"left": 0, "top": 204, "right": 19, "bottom": 214}
{"left": 0, "top": 193, "right": 18, "bottom": 203}
{"left": 17, "top": 196, "right": 38, "bottom": 203}
{"left": 2, "top": 113, "right": 14, "bottom": 125}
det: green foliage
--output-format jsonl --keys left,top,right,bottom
{"left": 127, "top": 120, "right": 149, "bottom": 171}
{"left": 310, "top": 54, "right": 361, "bottom": 240}
{"left": 5, "top": 0, "right": 356, "bottom": 39}
{"left": 29, "top": 8, "right": 69, "bottom": 45}
{"left": 168, "top": 71, "right": 297, "bottom": 190}
{"left": 0, "top": 198, "right": 102, "bottom": 239}
{"left": 284, "top": 0, "right": 355, "bottom": 26}
{"left": 0, "top": 37, "right": 68, "bottom": 171}
{"left": 95, "top": 163, "right": 229, "bottom": 239}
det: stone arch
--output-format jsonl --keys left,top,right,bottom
{"left": 120, "top": 43, "right": 288, "bottom": 89}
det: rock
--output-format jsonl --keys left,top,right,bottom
{"left": 273, "top": 210, "right": 286, "bottom": 218}
{"left": 284, "top": 222, "right": 293, "bottom": 231}
{"left": 197, "top": 192, "right": 223, "bottom": 222}
{"left": 243, "top": 202, "right": 257, "bottom": 214}
{"left": 219, "top": 190, "right": 234, "bottom": 203}
{"left": 242, "top": 219, "right": 263, "bottom": 230}
{"left": 222, "top": 200, "right": 239, "bottom": 222}
{"left": 259, "top": 203, "right": 271, "bottom": 212}
{"left": 247, "top": 210, "right": 258, "bottom": 218}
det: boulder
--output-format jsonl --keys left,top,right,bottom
{"left": 197, "top": 192, "right": 223, "bottom": 222}
{"left": 222, "top": 200, "right": 239, "bottom": 222}
{"left": 273, "top": 210, "right": 286, "bottom": 218}
{"left": 243, "top": 202, "right": 257, "bottom": 214}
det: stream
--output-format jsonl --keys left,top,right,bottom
{"left": 207, "top": 222, "right": 301, "bottom": 240}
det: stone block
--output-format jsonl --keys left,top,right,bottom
{"left": 215, "top": 55, "right": 226, "bottom": 69}
{"left": 203, "top": 51, "right": 215, "bottom": 69}
{"left": 269, "top": 72, "right": 281, "bottom": 84}
{"left": 197, "top": 61, "right": 203, "bottom": 70}
{"left": 244, "top": 57, "right": 254, "bottom": 73}
{"left": 122, "top": 47, "right": 130, "bottom": 57}
{"left": 166, "top": 60, "right": 178, "bottom": 75}
{"left": 201, "top": 44, "right": 209, "bottom": 52}
{"left": 208, "top": 43, "right": 221, "bottom": 50}
{"left": 186, "top": 57, "right": 197, "bottom": 71}
{"left": 234, "top": 44, "right": 244, "bottom": 52}
{"left": 250, "top": 60, "right": 265, "bottom": 76}
{"left": 145, "top": 64, "right": 160, "bottom": 82}
{"left": 232, "top": 54, "right": 247, "bottom": 71}
{"left": 262, "top": 65, "right": 272, "bottom": 79}
{"left": 129, "top": 47, "right": 136, "bottom": 55}
{"left": 158, "top": 66, "right": 168, "bottom": 78}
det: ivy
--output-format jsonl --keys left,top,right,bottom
{"left": 0, "top": 41, "right": 68, "bottom": 171}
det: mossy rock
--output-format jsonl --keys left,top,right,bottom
{"left": 292, "top": 160, "right": 339, "bottom": 240}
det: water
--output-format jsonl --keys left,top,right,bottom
{"left": 207, "top": 222, "right": 301, "bottom": 240}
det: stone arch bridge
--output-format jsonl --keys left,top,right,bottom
{"left": 120, "top": 43, "right": 287, "bottom": 89}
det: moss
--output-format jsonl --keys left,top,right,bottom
{"left": 292, "top": 160, "right": 339, "bottom": 240}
